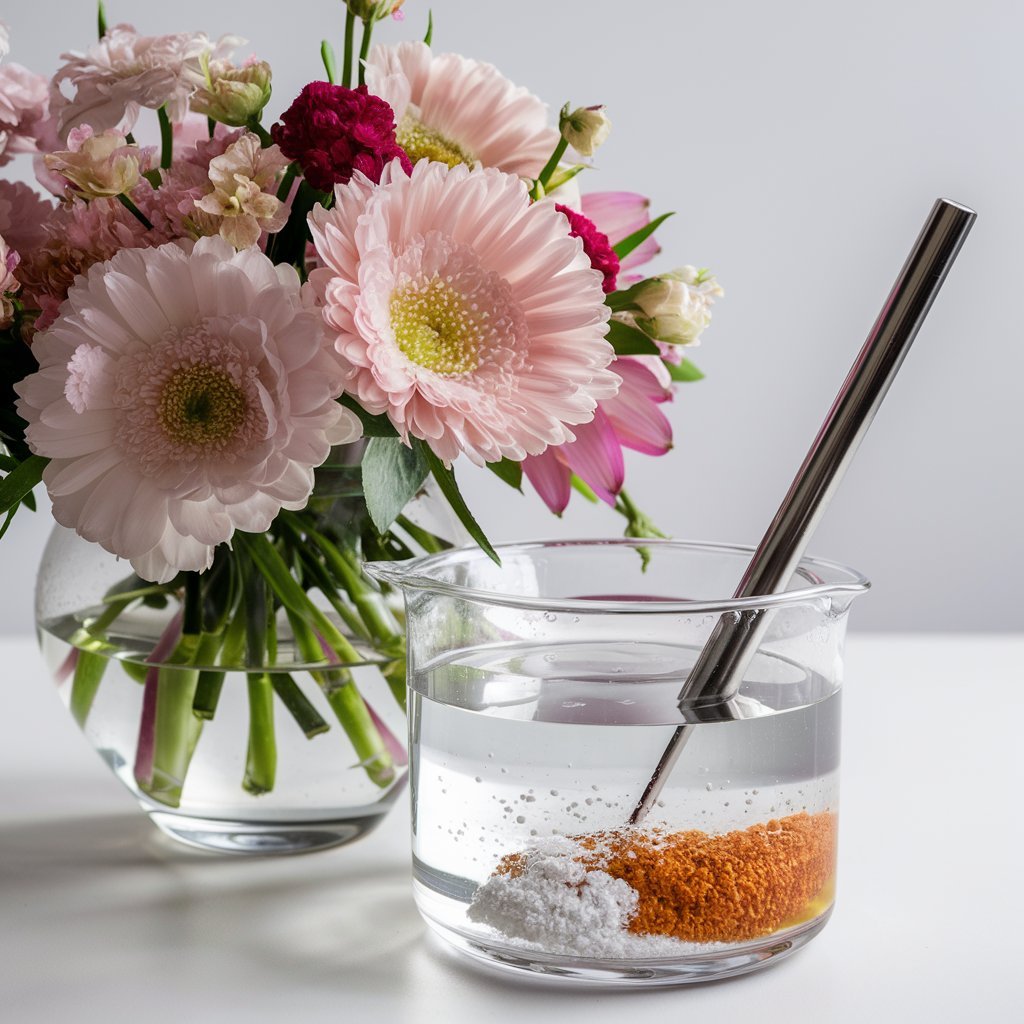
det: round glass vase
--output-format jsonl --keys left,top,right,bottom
{"left": 368, "top": 538, "right": 870, "bottom": 987}
{"left": 33, "top": 455, "right": 452, "bottom": 856}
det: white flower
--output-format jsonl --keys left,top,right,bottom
{"left": 622, "top": 267, "right": 724, "bottom": 347}
{"left": 15, "top": 236, "right": 360, "bottom": 582}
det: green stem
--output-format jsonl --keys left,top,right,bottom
{"left": 532, "top": 137, "right": 569, "bottom": 198}
{"left": 286, "top": 608, "right": 395, "bottom": 788}
{"left": 272, "top": 673, "right": 330, "bottom": 738}
{"left": 145, "top": 660, "right": 203, "bottom": 806}
{"left": 246, "top": 119, "right": 274, "bottom": 147}
{"left": 357, "top": 19, "right": 374, "bottom": 86}
{"left": 139, "top": 581, "right": 206, "bottom": 807}
{"left": 276, "top": 161, "right": 298, "bottom": 202}
{"left": 243, "top": 674, "right": 276, "bottom": 794}
{"left": 69, "top": 649, "right": 108, "bottom": 727}
{"left": 325, "top": 679, "right": 395, "bottom": 788}
{"left": 342, "top": 9, "right": 356, "bottom": 88}
{"left": 116, "top": 193, "right": 153, "bottom": 231}
{"left": 157, "top": 105, "right": 173, "bottom": 169}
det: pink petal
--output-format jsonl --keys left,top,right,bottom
{"left": 581, "top": 191, "right": 661, "bottom": 272}
{"left": 522, "top": 448, "right": 572, "bottom": 515}
{"left": 562, "top": 409, "right": 625, "bottom": 506}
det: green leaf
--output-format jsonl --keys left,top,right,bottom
{"left": 424, "top": 9, "right": 434, "bottom": 45}
{"left": 665, "top": 358, "right": 705, "bottom": 382}
{"left": 340, "top": 394, "right": 399, "bottom": 437}
{"left": 486, "top": 458, "right": 523, "bottom": 491}
{"left": 605, "top": 280, "right": 649, "bottom": 312}
{"left": 0, "top": 454, "right": 46, "bottom": 516}
{"left": 606, "top": 319, "right": 660, "bottom": 355}
{"left": 361, "top": 436, "right": 429, "bottom": 534}
{"left": 417, "top": 442, "right": 499, "bottom": 564}
{"left": 97, "top": 1, "right": 107, "bottom": 40}
{"left": 320, "top": 40, "right": 338, "bottom": 84}
{"left": 612, "top": 212, "right": 674, "bottom": 260}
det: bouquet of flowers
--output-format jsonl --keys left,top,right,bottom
{"left": 0, "top": 2, "right": 721, "bottom": 819}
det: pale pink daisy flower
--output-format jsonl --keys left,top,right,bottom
{"left": 50, "top": 24, "right": 243, "bottom": 140}
{"left": 309, "top": 159, "right": 616, "bottom": 466}
{"left": 522, "top": 356, "right": 674, "bottom": 514}
{"left": 364, "top": 42, "right": 558, "bottom": 178}
{"left": 15, "top": 236, "right": 360, "bottom": 583}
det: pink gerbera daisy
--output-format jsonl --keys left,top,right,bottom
{"left": 15, "top": 236, "right": 360, "bottom": 582}
{"left": 309, "top": 159, "right": 617, "bottom": 466}
{"left": 364, "top": 42, "right": 558, "bottom": 177}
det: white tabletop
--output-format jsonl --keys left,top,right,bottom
{"left": 1, "top": 633, "right": 1021, "bottom": 1022}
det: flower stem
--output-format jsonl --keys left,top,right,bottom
{"left": 69, "top": 649, "right": 108, "bottom": 727}
{"left": 243, "top": 674, "right": 277, "bottom": 794}
{"left": 342, "top": 9, "right": 356, "bottom": 88}
{"left": 286, "top": 608, "right": 396, "bottom": 788}
{"left": 532, "top": 138, "right": 569, "bottom": 199}
{"left": 358, "top": 19, "right": 374, "bottom": 86}
{"left": 117, "top": 193, "right": 153, "bottom": 230}
{"left": 157, "top": 105, "right": 173, "bottom": 169}
{"left": 271, "top": 673, "right": 330, "bottom": 738}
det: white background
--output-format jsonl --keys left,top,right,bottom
{"left": 1, "top": 0, "right": 1019, "bottom": 632}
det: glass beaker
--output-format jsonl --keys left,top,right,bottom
{"left": 366, "top": 539, "right": 869, "bottom": 986}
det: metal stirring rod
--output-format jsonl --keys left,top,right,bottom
{"left": 628, "top": 198, "right": 976, "bottom": 826}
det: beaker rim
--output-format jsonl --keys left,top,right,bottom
{"left": 365, "top": 537, "right": 870, "bottom": 615}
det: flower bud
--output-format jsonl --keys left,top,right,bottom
{"left": 559, "top": 104, "right": 611, "bottom": 157}
{"left": 345, "top": 0, "right": 405, "bottom": 21}
{"left": 190, "top": 58, "right": 272, "bottom": 127}
{"left": 44, "top": 127, "right": 148, "bottom": 200}
{"left": 630, "top": 267, "right": 723, "bottom": 347}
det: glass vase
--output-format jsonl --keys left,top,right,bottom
{"left": 35, "top": 451, "right": 452, "bottom": 855}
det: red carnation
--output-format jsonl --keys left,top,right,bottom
{"left": 271, "top": 82, "right": 412, "bottom": 193}
{"left": 556, "top": 203, "right": 620, "bottom": 294}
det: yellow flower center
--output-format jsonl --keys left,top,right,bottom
{"left": 390, "top": 277, "right": 483, "bottom": 376}
{"left": 158, "top": 363, "right": 248, "bottom": 448}
{"left": 397, "top": 113, "right": 474, "bottom": 169}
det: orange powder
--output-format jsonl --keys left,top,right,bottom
{"left": 496, "top": 811, "right": 837, "bottom": 945}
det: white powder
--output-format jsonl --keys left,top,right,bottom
{"left": 466, "top": 835, "right": 704, "bottom": 959}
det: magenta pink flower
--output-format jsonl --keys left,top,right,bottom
{"left": 522, "top": 357, "right": 673, "bottom": 514}
{"left": 556, "top": 203, "right": 619, "bottom": 294}
{"left": 271, "top": 83, "right": 411, "bottom": 193}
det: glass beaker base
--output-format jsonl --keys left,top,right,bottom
{"left": 421, "top": 910, "right": 832, "bottom": 988}
{"left": 147, "top": 809, "right": 387, "bottom": 855}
